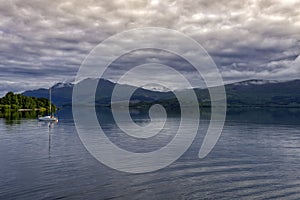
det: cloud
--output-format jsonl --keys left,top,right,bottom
{"left": 0, "top": 0, "right": 299, "bottom": 95}
{"left": 222, "top": 55, "right": 300, "bottom": 81}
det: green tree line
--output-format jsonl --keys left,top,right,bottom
{"left": 0, "top": 92, "right": 56, "bottom": 112}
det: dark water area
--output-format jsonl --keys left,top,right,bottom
{"left": 1, "top": 107, "right": 300, "bottom": 199}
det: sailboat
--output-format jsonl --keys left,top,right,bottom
{"left": 38, "top": 88, "right": 58, "bottom": 122}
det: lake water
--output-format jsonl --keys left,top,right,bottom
{"left": 1, "top": 108, "right": 300, "bottom": 199}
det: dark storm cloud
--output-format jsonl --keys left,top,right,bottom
{"left": 0, "top": 0, "right": 299, "bottom": 95}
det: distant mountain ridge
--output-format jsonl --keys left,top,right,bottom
{"left": 22, "top": 79, "right": 300, "bottom": 108}
{"left": 219, "top": 79, "right": 300, "bottom": 107}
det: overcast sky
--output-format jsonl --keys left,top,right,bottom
{"left": 0, "top": 0, "right": 299, "bottom": 96}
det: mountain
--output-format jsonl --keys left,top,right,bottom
{"left": 22, "top": 79, "right": 300, "bottom": 108}
{"left": 224, "top": 79, "right": 300, "bottom": 107}
{"left": 190, "top": 79, "right": 300, "bottom": 107}
{"left": 23, "top": 78, "right": 173, "bottom": 106}
{"left": 52, "top": 82, "right": 74, "bottom": 89}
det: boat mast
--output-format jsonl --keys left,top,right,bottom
{"left": 49, "top": 87, "right": 52, "bottom": 116}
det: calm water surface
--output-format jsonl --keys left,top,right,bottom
{"left": 1, "top": 108, "right": 300, "bottom": 199}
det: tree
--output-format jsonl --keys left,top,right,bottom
{"left": 0, "top": 92, "right": 57, "bottom": 112}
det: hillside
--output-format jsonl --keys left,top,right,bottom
{"left": 0, "top": 92, "right": 56, "bottom": 112}
{"left": 22, "top": 79, "right": 300, "bottom": 108}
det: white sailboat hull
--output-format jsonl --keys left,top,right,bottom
{"left": 38, "top": 116, "right": 58, "bottom": 122}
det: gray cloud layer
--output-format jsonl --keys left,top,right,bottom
{"left": 0, "top": 0, "right": 299, "bottom": 95}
